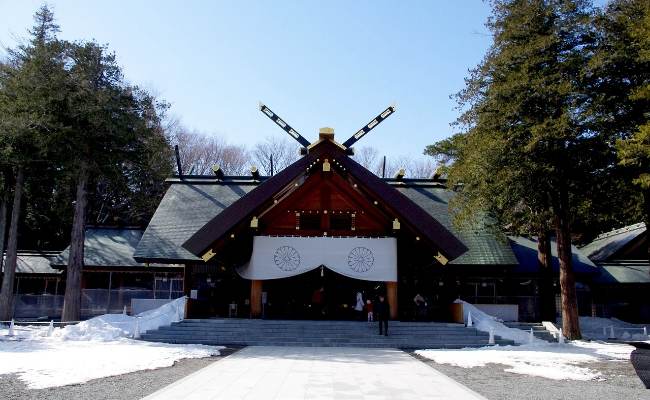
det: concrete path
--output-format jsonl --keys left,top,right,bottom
{"left": 143, "top": 346, "right": 486, "bottom": 400}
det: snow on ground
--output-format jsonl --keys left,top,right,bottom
{"left": 416, "top": 341, "right": 633, "bottom": 381}
{"left": 418, "top": 300, "right": 639, "bottom": 381}
{"left": 0, "top": 297, "right": 223, "bottom": 389}
{"left": 60, "top": 296, "right": 189, "bottom": 340}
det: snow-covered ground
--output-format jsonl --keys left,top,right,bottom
{"left": 0, "top": 297, "right": 222, "bottom": 389}
{"left": 416, "top": 341, "right": 633, "bottom": 381}
{"left": 418, "top": 300, "right": 641, "bottom": 381}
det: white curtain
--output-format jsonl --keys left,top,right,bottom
{"left": 237, "top": 236, "right": 397, "bottom": 282}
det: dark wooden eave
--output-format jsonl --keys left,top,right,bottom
{"left": 182, "top": 140, "right": 468, "bottom": 261}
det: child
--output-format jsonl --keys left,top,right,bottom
{"left": 366, "top": 299, "right": 374, "bottom": 322}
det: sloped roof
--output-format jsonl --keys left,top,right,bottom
{"left": 593, "top": 260, "right": 650, "bottom": 284}
{"left": 508, "top": 236, "right": 598, "bottom": 274}
{"left": 134, "top": 181, "right": 257, "bottom": 262}
{"left": 581, "top": 223, "right": 646, "bottom": 262}
{"left": 53, "top": 227, "right": 179, "bottom": 269}
{"left": 394, "top": 184, "right": 517, "bottom": 265}
{"left": 182, "top": 140, "right": 468, "bottom": 261}
{"left": 134, "top": 176, "right": 516, "bottom": 265}
{"left": 2, "top": 251, "right": 61, "bottom": 275}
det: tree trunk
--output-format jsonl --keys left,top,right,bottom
{"left": 643, "top": 189, "right": 650, "bottom": 270}
{"left": 555, "top": 185, "right": 581, "bottom": 340}
{"left": 0, "top": 187, "right": 9, "bottom": 272}
{"left": 61, "top": 165, "right": 89, "bottom": 322}
{"left": 0, "top": 168, "right": 24, "bottom": 321}
{"left": 537, "top": 227, "right": 556, "bottom": 321}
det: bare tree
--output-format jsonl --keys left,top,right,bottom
{"left": 252, "top": 136, "right": 300, "bottom": 175}
{"left": 383, "top": 156, "right": 409, "bottom": 178}
{"left": 353, "top": 146, "right": 380, "bottom": 172}
{"left": 221, "top": 145, "right": 250, "bottom": 175}
{"left": 379, "top": 156, "right": 435, "bottom": 179}
{"left": 406, "top": 158, "right": 436, "bottom": 178}
{"left": 168, "top": 125, "right": 250, "bottom": 175}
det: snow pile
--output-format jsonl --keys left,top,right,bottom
{"left": 576, "top": 316, "right": 649, "bottom": 341}
{"left": 57, "top": 313, "right": 133, "bottom": 341}
{"left": 0, "top": 296, "right": 223, "bottom": 389}
{"left": 58, "top": 296, "right": 186, "bottom": 340}
{"left": 418, "top": 301, "right": 637, "bottom": 381}
{"left": 416, "top": 341, "right": 633, "bottom": 381}
{"left": 0, "top": 334, "right": 221, "bottom": 389}
{"left": 455, "top": 299, "right": 544, "bottom": 345}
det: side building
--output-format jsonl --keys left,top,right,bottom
{"left": 581, "top": 223, "right": 649, "bottom": 322}
{"left": 1, "top": 227, "right": 184, "bottom": 320}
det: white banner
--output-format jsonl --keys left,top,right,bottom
{"left": 237, "top": 236, "right": 397, "bottom": 282}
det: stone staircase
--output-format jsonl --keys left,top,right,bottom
{"left": 503, "top": 321, "right": 556, "bottom": 342}
{"left": 140, "top": 319, "right": 516, "bottom": 349}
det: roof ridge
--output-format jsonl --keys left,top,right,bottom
{"left": 594, "top": 222, "right": 646, "bottom": 240}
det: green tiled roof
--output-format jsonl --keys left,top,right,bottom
{"left": 134, "top": 177, "right": 517, "bottom": 265}
{"left": 394, "top": 185, "right": 518, "bottom": 265}
{"left": 593, "top": 260, "right": 650, "bottom": 284}
{"left": 134, "top": 180, "right": 257, "bottom": 262}
{"left": 2, "top": 251, "right": 61, "bottom": 275}
{"left": 53, "top": 227, "right": 178, "bottom": 268}
{"left": 581, "top": 223, "right": 646, "bottom": 262}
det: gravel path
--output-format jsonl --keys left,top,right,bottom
{"left": 0, "top": 348, "right": 239, "bottom": 400}
{"left": 413, "top": 353, "right": 649, "bottom": 400}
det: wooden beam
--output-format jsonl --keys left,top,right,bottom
{"left": 250, "top": 280, "right": 263, "bottom": 318}
{"left": 183, "top": 264, "right": 193, "bottom": 318}
{"left": 386, "top": 281, "right": 398, "bottom": 320}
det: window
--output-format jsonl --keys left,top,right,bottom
{"left": 300, "top": 213, "right": 321, "bottom": 230}
{"left": 330, "top": 213, "right": 353, "bottom": 231}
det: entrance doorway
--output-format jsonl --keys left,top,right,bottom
{"left": 262, "top": 267, "right": 383, "bottom": 320}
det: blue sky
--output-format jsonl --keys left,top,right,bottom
{"left": 2, "top": 1, "right": 497, "bottom": 157}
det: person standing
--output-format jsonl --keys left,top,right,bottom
{"left": 366, "top": 299, "right": 374, "bottom": 323}
{"left": 413, "top": 293, "right": 427, "bottom": 321}
{"left": 354, "top": 291, "right": 364, "bottom": 320}
{"left": 375, "top": 295, "right": 389, "bottom": 336}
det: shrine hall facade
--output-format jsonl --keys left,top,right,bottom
{"left": 132, "top": 131, "right": 597, "bottom": 322}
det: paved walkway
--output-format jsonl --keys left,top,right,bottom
{"left": 143, "top": 346, "right": 486, "bottom": 400}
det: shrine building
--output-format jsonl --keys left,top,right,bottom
{"left": 131, "top": 121, "right": 597, "bottom": 322}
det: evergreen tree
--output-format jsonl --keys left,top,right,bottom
{"left": 427, "top": 0, "right": 596, "bottom": 338}
{"left": 588, "top": 0, "right": 649, "bottom": 260}
{"left": 0, "top": 5, "right": 69, "bottom": 320}
{"left": 60, "top": 41, "right": 172, "bottom": 321}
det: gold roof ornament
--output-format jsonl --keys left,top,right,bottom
{"left": 202, "top": 249, "right": 216, "bottom": 262}
{"left": 323, "top": 158, "right": 331, "bottom": 172}
{"left": 434, "top": 252, "right": 449, "bottom": 265}
{"left": 319, "top": 127, "right": 335, "bottom": 141}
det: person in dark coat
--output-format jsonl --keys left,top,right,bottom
{"left": 375, "top": 295, "right": 389, "bottom": 336}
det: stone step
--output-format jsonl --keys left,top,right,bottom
{"left": 140, "top": 318, "right": 517, "bottom": 348}
{"left": 143, "top": 332, "right": 489, "bottom": 339}
{"left": 180, "top": 319, "right": 463, "bottom": 326}
{"left": 170, "top": 325, "right": 469, "bottom": 332}
{"left": 155, "top": 327, "right": 481, "bottom": 335}
{"left": 503, "top": 322, "right": 556, "bottom": 342}
{"left": 142, "top": 339, "right": 513, "bottom": 349}
{"left": 141, "top": 334, "right": 498, "bottom": 343}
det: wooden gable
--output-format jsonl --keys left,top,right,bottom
{"left": 259, "top": 167, "right": 392, "bottom": 236}
{"left": 183, "top": 138, "right": 468, "bottom": 264}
